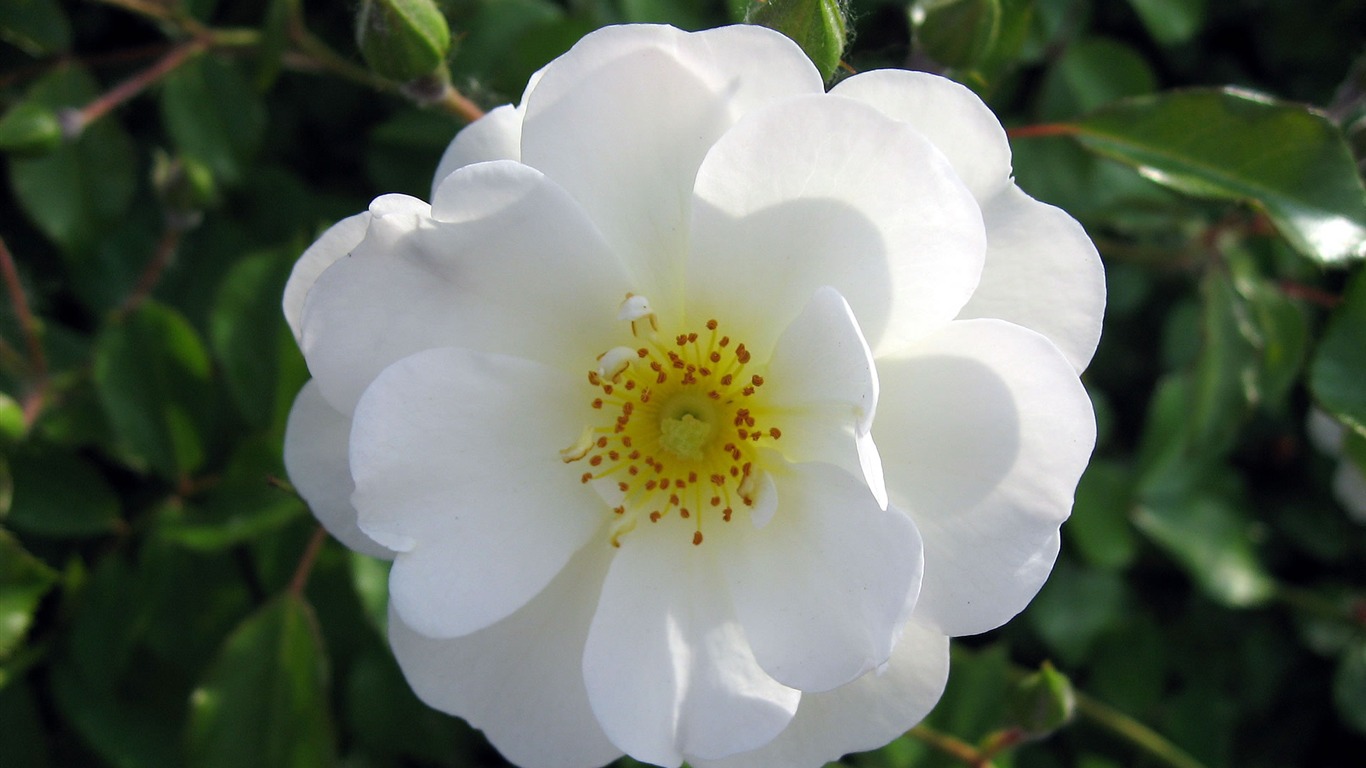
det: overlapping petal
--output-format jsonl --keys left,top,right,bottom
{"left": 692, "top": 620, "right": 949, "bottom": 768}
{"left": 520, "top": 24, "right": 822, "bottom": 311}
{"left": 957, "top": 185, "right": 1106, "bottom": 372}
{"left": 299, "top": 161, "right": 628, "bottom": 413}
{"left": 349, "top": 347, "right": 603, "bottom": 638}
{"left": 831, "top": 69, "right": 1013, "bottom": 201}
{"left": 389, "top": 539, "right": 622, "bottom": 768}
{"left": 431, "top": 103, "right": 523, "bottom": 197}
{"left": 583, "top": 526, "right": 800, "bottom": 766}
{"left": 874, "top": 320, "right": 1096, "bottom": 636}
{"left": 282, "top": 380, "right": 393, "bottom": 559}
{"left": 718, "top": 461, "right": 922, "bottom": 693}
{"left": 688, "top": 93, "right": 986, "bottom": 356}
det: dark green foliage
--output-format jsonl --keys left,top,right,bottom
{"left": 2, "top": 1, "right": 1365, "bottom": 767}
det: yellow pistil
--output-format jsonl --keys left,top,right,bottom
{"left": 563, "top": 304, "right": 784, "bottom": 547}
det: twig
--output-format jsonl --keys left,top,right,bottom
{"left": 907, "top": 724, "right": 996, "bottom": 767}
{"left": 0, "top": 235, "right": 49, "bottom": 427}
{"left": 288, "top": 525, "right": 330, "bottom": 597}
{"left": 1074, "top": 692, "right": 1208, "bottom": 768}
{"left": 435, "top": 83, "right": 486, "bottom": 123}
{"left": 63, "top": 38, "right": 208, "bottom": 139}
{"left": 116, "top": 226, "right": 183, "bottom": 318}
{"left": 1277, "top": 280, "right": 1343, "bottom": 309}
{"left": 1006, "top": 122, "right": 1080, "bottom": 140}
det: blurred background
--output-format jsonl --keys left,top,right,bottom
{"left": 1, "top": 0, "right": 1365, "bottom": 766}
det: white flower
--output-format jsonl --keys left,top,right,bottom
{"left": 1306, "top": 408, "right": 1366, "bottom": 523}
{"left": 282, "top": 23, "right": 1103, "bottom": 768}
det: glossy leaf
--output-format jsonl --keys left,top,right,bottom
{"left": 1067, "top": 460, "right": 1138, "bottom": 570}
{"left": 0, "top": 529, "right": 58, "bottom": 658}
{"left": 1037, "top": 37, "right": 1157, "bottom": 120}
{"left": 188, "top": 596, "right": 338, "bottom": 768}
{"left": 93, "top": 302, "right": 214, "bottom": 481}
{"left": 1311, "top": 268, "right": 1366, "bottom": 437}
{"left": 913, "top": 0, "right": 1003, "bottom": 74}
{"left": 1074, "top": 89, "right": 1366, "bottom": 263}
{"left": 8, "top": 66, "right": 136, "bottom": 254}
{"left": 6, "top": 448, "right": 121, "bottom": 538}
{"left": 1133, "top": 494, "right": 1275, "bottom": 607}
{"left": 161, "top": 57, "right": 267, "bottom": 185}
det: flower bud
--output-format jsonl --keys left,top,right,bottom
{"left": 355, "top": 0, "right": 453, "bottom": 83}
{"left": 746, "top": 0, "right": 849, "bottom": 82}
{"left": 0, "top": 101, "right": 63, "bottom": 156}
{"left": 1006, "top": 661, "right": 1076, "bottom": 738}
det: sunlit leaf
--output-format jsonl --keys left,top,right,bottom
{"left": 1311, "top": 268, "right": 1366, "bottom": 437}
{"left": 0, "top": 529, "right": 58, "bottom": 658}
{"left": 1133, "top": 494, "right": 1275, "bottom": 607}
{"left": 1074, "top": 89, "right": 1366, "bottom": 263}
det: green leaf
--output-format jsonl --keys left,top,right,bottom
{"left": 0, "top": 681, "right": 50, "bottom": 766}
{"left": 1125, "top": 0, "right": 1205, "bottom": 46}
{"left": 913, "top": 0, "right": 1001, "bottom": 71}
{"left": 1311, "top": 268, "right": 1366, "bottom": 437}
{"left": 1073, "top": 89, "right": 1366, "bottom": 263}
{"left": 0, "top": 101, "right": 62, "bottom": 156}
{"left": 0, "top": 0, "right": 70, "bottom": 56}
{"left": 0, "top": 529, "right": 58, "bottom": 659}
{"left": 161, "top": 57, "right": 267, "bottom": 185}
{"left": 8, "top": 66, "right": 137, "bottom": 254}
{"left": 7, "top": 448, "right": 121, "bottom": 538}
{"left": 1133, "top": 494, "right": 1275, "bottom": 607}
{"left": 1067, "top": 460, "right": 1138, "bottom": 570}
{"left": 1028, "top": 558, "right": 1126, "bottom": 664}
{"left": 1335, "top": 642, "right": 1366, "bottom": 735}
{"left": 365, "top": 108, "right": 460, "bottom": 199}
{"left": 209, "top": 250, "right": 296, "bottom": 426}
{"left": 1037, "top": 37, "right": 1157, "bottom": 120}
{"left": 158, "top": 438, "right": 304, "bottom": 551}
{"left": 746, "top": 0, "right": 848, "bottom": 82}
{"left": 188, "top": 596, "right": 338, "bottom": 768}
{"left": 93, "top": 302, "right": 213, "bottom": 481}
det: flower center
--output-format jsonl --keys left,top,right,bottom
{"left": 562, "top": 296, "right": 783, "bottom": 547}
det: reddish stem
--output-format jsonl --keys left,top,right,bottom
{"left": 66, "top": 37, "right": 207, "bottom": 137}
{"left": 1006, "top": 122, "right": 1080, "bottom": 140}
{"left": 0, "top": 235, "right": 49, "bottom": 427}
{"left": 288, "top": 525, "right": 330, "bottom": 597}
{"left": 117, "top": 227, "right": 183, "bottom": 317}
{"left": 1278, "top": 280, "right": 1343, "bottom": 309}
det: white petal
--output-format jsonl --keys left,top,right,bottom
{"left": 693, "top": 620, "right": 949, "bottom": 768}
{"left": 300, "top": 162, "right": 628, "bottom": 413}
{"left": 956, "top": 185, "right": 1106, "bottom": 372}
{"left": 719, "top": 461, "right": 923, "bottom": 692}
{"left": 875, "top": 320, "right": 1095, "bottom": 636}
{"left": 831, "top": 69, "right": 1013, "bottom": 201}
{"left": 763, "top": 286, "right": 886, "bottom": 506}
{"left": 282, "top": 212, "right": 369, "bottom": 342}
{"left": 389, "top": 539, "right": 623, "bottom": 768}
{"left": 431, "top": 103, "right": 523, "bottom": 198}
{"left": 282, "top": 380, "right": 393, "bottom": 559}
{"left": 688, "top": 94, "right": 986, "bottom": 358}
{"left": 349, "top": 347, "right": 605, "bottom": 638}
{"left": 583, "top": 528, "right": 800, "bottom": 766}
{"left": 520, "top": 24, "right": 821, "bottom": 310}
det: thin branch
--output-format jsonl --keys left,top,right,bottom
{"left": 116, "top": 226, "right": 183, "bottom": 318}
{"left": 64, "top": 38, "right": 208, "bottom": 138}
{"left": 1074, "top": 692, "right": 1209, "bottom": 768}
{"left": 1006, "top": 122, "right": 1081, "bottom": 140}
{"left": 435, "top": 82, "right": 486, "bottom": 123}
{"left": 1277, "top": 280, "right": 1343, "bottom": 309}
{"left": 0, "top": 235, "right": 49, "bottom": 427}
{"left": 288, "top": 525, "right": 330, "bottom": 597}
{"left": 906, "top": 724, "right": 996, "bottom": 767}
